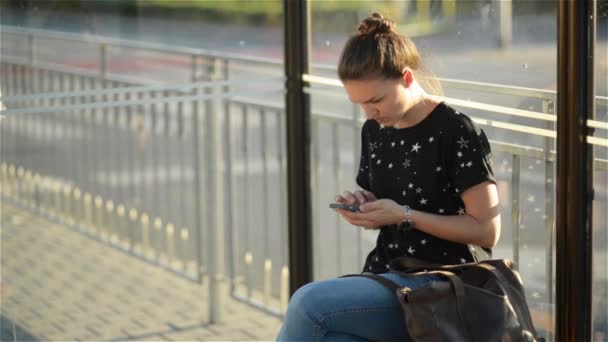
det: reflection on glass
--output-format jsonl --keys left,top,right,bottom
{"left": 309, "top": 1, "right": 564, "bottom": 338}
{"left": 592, "top": 0, "right": 608, "bottom": 339}
{"left": 0, "top": 0, "right": 286, "bottom": 340}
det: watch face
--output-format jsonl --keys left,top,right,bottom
{"left": 398, "top": 221, "right": 412, "bottom": 232}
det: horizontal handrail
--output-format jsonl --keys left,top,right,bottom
{"left": 302, "top": 74, "right": 608, "bottom": 133}
{"left": 1, "top": 88, "right": 283, "bottom": 116}
{"left": 1, "top": 25, "right": 283, "bottom": 67}
{"left": 0, "top": 77, "right": 283, "bottom": 102}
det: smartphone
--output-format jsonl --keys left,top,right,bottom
{"left": 329, "top": 203, "right": 360, "bottom": 212}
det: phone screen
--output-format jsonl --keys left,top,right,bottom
{"left": 329, "top": 203, "right": 360, "bottom": 212}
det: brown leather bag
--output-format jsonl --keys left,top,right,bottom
{"left": 343, "top": 258, "right": 545, "bottom": 342}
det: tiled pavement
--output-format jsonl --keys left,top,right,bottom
{"left": 0, "top": 201, "right": 283, "bottom": 341}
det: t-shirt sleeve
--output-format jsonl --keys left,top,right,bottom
{"left": 356, "top": 121, "right": 371, "bottom": 191}
{"left": 446, "top": 113, "right": 496, "bottom": 193}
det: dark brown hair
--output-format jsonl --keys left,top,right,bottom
{"left": 338, "top": 13, "right": 442, "bottom": 95}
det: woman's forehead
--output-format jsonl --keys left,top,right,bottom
{"left": 343, "top": 78, "right": 396, "bottom": 102}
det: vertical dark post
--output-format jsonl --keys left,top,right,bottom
{"left": 556, "top": 0, "right": 594, "bottom": 341}
{"left": 284, "top": 0, "right": 313, "bottom": 295}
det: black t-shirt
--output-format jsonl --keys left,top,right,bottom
{"left": 357, "top": 102, "right": 496, "bottom": 273}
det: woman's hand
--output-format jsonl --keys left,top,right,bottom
{"left": 337, "top": 199, "right": 405, "bottom": 229}
{"left": 335, "top": 190, "right": 377, "bottom": 206}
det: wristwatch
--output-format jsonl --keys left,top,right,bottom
{"left": 398, "top": 205, "right": 413, "bottom": 230}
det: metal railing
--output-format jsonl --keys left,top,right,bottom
{"left": 1, "top": 26, "right": 607, "bottom": 333}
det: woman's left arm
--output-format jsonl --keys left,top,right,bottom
{"left": 344, "top": 181, "right": 500, "bottom": 248}
{"left": 407, "top": 181, "right": 501, "bottom": 248}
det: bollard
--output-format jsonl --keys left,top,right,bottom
{"left": 1, "top": 162, "right": 6, "bottom": 195}
{"left": 83, "top": 192, "right": 93, "bottom": 232}
{"left": 63, "top": 185, "right": 72, "bottom": 223}
{"left": 24, "top": 170, "right": 33, "bottom": 207}
{"left": 42, "top": 177, "right": 52, "bottom": 213}
{"left": 166, "top": 223, "right": 175, "bottom": 266}
{"left": 73, "top": 188, "right": 81, "bottom": 227}
{"left": 16, "top": 167, "right": 24, "bottom": 201}
{"left": 264, "top": 259, "right": 272, "bottom": 306}
{"left": 180, "top": 228, "right": 189, "bottom": 271}
{"left": 116, "top": 204, "right": 126, "bottom": 248}
{"left": 94, "top": 196, "right": 104, "bottom": 238}
{"left": 245, "top": 252, "right": 253, "bottom": 299}
{"left": 128, "top": 208, "right": 138, "bottom": 251}
{"left": 280, "top": 265, "right": 290, "bottom": 314}
{"left": 8, "top": 164, "right": 15, "bottom": 197}
{"left": 154, "top": 217, "right": 163, "bottom": 260}
{"left": 105, "top": 200, "right": 115, "bottom": 243}
{"left": 53, "top": 180, "right": 62, "bottom": 217}
{"left": 33, "top": 174, "right": 41, "bottom": 209}
{"left": 140, "top": 213, "right": 150, "bottom": 257}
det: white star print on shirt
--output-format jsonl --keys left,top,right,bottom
{"left": 419, "top": 198, "right": 427, "bottom": 205}
{"left": 466, "top": 161, "right": 473, "bottom": 167}
{"left": 411, "top": 142, "right": 421, "bottom": 152}
{"left": 421, "top": 239, "right": 427, "bottom": 245}
{"left": 407, "top": 246, "right": 416, "bottom": 255}
{"left": 391, "top": 142, "right": 396, "bottom": 147}
{"left": 403, "top": 159, "right": 411, "bottom": 168}
{"left": 457, "top": 151, "right": 463, "bottom": 158}
{"left": 388, "top": 163, "right": 393, "bottom": 168}
{"left": 377, "top": 160, "right": 382, "bottom": 165}
{"left": 416, "top": 187, "right": 422, "bottom": 194}
{"left": 438, "top": 208, "right": 445, "bottom": 214}
{"left": 408, "top": 183, "right": 414, "bottom": 189}
{"left": 400, "top": 140, "right": 405, "bottom": 145}
{"left": 435, "top": 166, "right": 442, "bottom": 172}
{"left": 457, "top": 137, "right": 469, "bottom": 149}
{"left": 428, "top": 136, "right": 435, "bottom": 142}
{"left": 460, "top": 258, "right": 467, "bottom": 264}
{"left": 371, "top": 153, "right": 376, "bottom": 159}
{"left": 457, "top": 207, "right": 466, "bottom": 215}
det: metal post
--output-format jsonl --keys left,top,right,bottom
{"left": 284, "top": 0, "right": 313, "bottom": 295}
{"left": 542, "top": 99, "right": 555, "bottom": 340}
{"left": 511, "top": 154, "right": 520, "bottom": 269}
{"left": 556, "top": 0, "right": 594, "bottom": 340}
{"left": 204, "top": 57, "right": 225, "bottom": 323}
{"left": 497, "top": 0, "right": 512, "bottom": 49}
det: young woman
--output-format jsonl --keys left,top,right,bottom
{"left": 277, "top": 13, "right": 500, "bottom": 341}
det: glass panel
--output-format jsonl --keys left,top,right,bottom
{"left": 309, "top": 0, "right": 558, "bottom": 338}
{"left": 0, "top": 0, "right": 285, "bottom": 340}
{"left": 592, "top": 1, "right": 608, "bottom": 339}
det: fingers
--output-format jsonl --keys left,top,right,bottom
{"left": 335, "top": 210, "right": 378, "bottom": 229}
{"left": 362, "top": 190, "right": 377, "bottom": 201}
{"left": 353, "top": 190, "right": 367, "bottom": 204}
{"left": 336, "top": 191, "right": 357, "bottom": 205}
{"left": 336, "top": 190, "right": 376, "bottom": 205}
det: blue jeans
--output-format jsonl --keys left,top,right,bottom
{"left": 276, "top": 272, "right": 440, "bottom": 342}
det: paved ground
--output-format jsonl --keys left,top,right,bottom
{"left": 0, "top": 200, "right": 283, "bottom": 341}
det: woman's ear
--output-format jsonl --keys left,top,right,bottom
{"left": 401, "top": 69, "right": 414, "bottom": 88}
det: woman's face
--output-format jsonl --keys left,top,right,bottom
{"left": 343, "top": 76, "right": 410, "bottom": 127}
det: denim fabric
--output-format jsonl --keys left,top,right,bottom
{"left": 276, "top": 272, "right": 440, "bottom": 342}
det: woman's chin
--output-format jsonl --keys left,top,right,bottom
{"left": 376, "top": 119, "right": 393, "bottom": 127}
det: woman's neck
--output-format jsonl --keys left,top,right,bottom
{"left": 394, "top": 89, "right": 439, "bottom": 129}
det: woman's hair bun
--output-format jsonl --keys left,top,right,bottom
{"left": 357, "top": 13, "right": 395, "bottom": 36}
